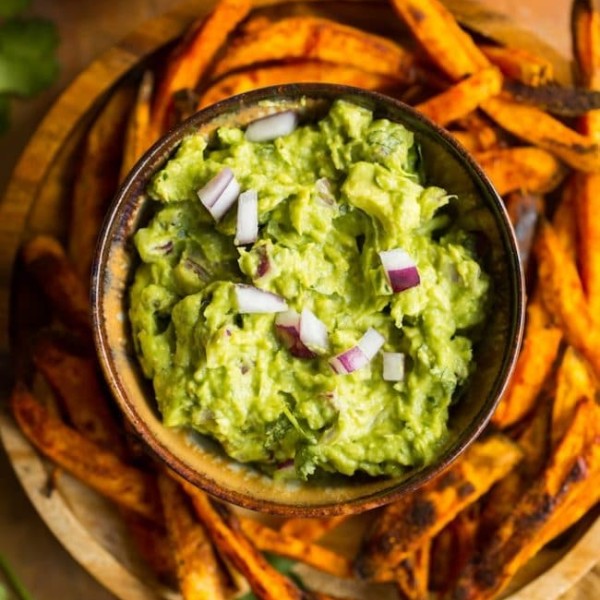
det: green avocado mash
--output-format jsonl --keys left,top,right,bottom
{"left": 129, "top": 100, "right": 490, "bottom": 480}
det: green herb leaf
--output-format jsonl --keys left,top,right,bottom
{"left": 0, "top": 17, "right": 59, "bottom": 97}
{"left": 0, "top": 555, "right": 35, "bottom": 600}
{"left": 0, "top": 582, "right": 8, "bottom": 600}
{"left": 0, "top": 0, "right": 30, "bottom": 19}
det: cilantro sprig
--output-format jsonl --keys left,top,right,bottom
{"left": 0, "top": 0, "right": 59, "bottom": 134}
{"left": 0, "top": 554, "right": 35, "bottom": 600}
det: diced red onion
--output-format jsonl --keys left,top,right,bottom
{"left": 383, "top": 352, "right": 405, "bottom": 382}
{"left": 315, "top": 177, "right": 335, "bottom": 206}
{"left": 329, "top": 328, "right": 385, "bottom": 375}
{"left": 234, "top": 189, "right": 258, "bottom": 246}
{"left": 275, "top": 310, "right": 314, "bottom": 358}
{"left": 234, "top": 285, "right": 287, "bottom": 313}
{"left": 379, "top": 248, "right": 420, "bottom": 293}
{"left": 245, "top": 110, "right": 298, "bottom": 142}
{"left": 197, "top": 167, "right": 240, "bottom": 221}
{"left": 299, "top": 309, "right": 329, "bottom": 354}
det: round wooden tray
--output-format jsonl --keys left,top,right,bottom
{"left": 0, "top": 1, "right": 598, "bottom": 599}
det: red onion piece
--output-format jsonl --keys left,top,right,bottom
{"left": 197, "top": 167, "right": 232, "bottom": 207}
{"left": 234, "top": 285, "right": 288, "bottom": 314}
{"left": 234, "top": 189, "right": 258, "bottom": 246}
{"left": 245, "top": 110, "right": 298, "bottom": 142}
{"left": 299, "top": 309, "right": 329, "bottom": 354}
{"left": 383, "top": 352, "right": 405, "bottom": 381}
{"left": 197, "top": 167, "right": 240, "bottom": 221}
{"left": 379, "top": 248, "right": 420, "bottom": 293}
{"left": 275, "top": 310, "right": 315, "bottom": 358}
{"left": 315, "top": 177, "right": 335, "bottom": 206}
{"left": 329, "top": 328, "right": 385, "bottom": 374}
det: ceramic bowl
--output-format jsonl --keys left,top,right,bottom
{"left": 91, "top": 83, "right": 525, "bottom": 516}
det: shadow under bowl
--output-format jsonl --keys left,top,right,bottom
{"left": 91, "top": 83, "right": 525, "bottom": 516}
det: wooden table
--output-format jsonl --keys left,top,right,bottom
{"left": 0, "top": 1, "right": 596, "bottom": 599}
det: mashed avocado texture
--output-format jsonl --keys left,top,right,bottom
{"left": 129, "top": 100, "right": 490, "bottom": 480}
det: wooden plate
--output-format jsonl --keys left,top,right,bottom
{"left": 0, "top": 1, "right": 598, "bottom": 599}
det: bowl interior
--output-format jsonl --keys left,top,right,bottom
{"left": 91, "top": 84, "right": 524, "bottom": 516}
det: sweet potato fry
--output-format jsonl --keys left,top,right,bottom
{"left": 506, "top": 191, "right": 543, "bottom": 271}
{"left": 11, "top": 385, "right": 163, "bottom": 525}
{"left": 32, "top": 330, "right": 124, "bottom": 451}
{"left": 210, "top": 16, "right": 415, "bottom": 81}
{"left": 355, "top": 434, "right": 522, "bottom": 582}
{"left": 574, "top": 171, "right": 600, "bottom": 315}
{"left": 481, "top": 96, "right": 600, "bottom": 172}
{"left": 572, "top": 0, "right": 600, "bottom": 89}
{"left": 552, "top": 177, "right": 578, "bottom": 260}
{"left": 482, "top": 392, "right": 553, "bottom": 537}
{"left": 157, "top": 473, "right": 227, "bottom": 600}
{"left": 474, "top": 147, "right": 566, "bottom": 195}
{"left": 69, "top": 84, "right": 134, "bottom": 280}
{"left": 32, "top": 330, "right": 174, "bottom": 579}
{"left": 21, "top": 236, "right": 91, "bottom": 339}
{"left": 450, "top": 113, "right": 499, "bottom": 152}
{"left": 199, "top": 62, "right": 400, "bottom": 109}
{"left": 415, "top": 67, "right": 503, "bottom": 126}
{"left": 491, "top": 299, "right": 562, "bottom": 428}
{"left": 394, "top": 540, "right": 430, "bottom": 600}
{"left": 279, "top": 516, "right": 349, "bottom": 542}
{"left": 151, "top": 0, "right": 251, "bottom": 136}
{"left": 451, "top": 399, "right": 600, "bottom": 600}
{"left": 480, "top": 44, "right": 553, "bottom": 86}
{"left": 175, "top": 475, "right": 304, "bottom": 600}
{"left": 120, "top": 70, "right": 154, "bottom": 182}
{"left": 551, "top": 346, "right": 597, "bottom": 448}
{"left": 389, "top": 0, "right": 489, "bottom": 81}
{"left": 535, "top": 221, "right": 600, "bottom": 378}
{"left": 239, "top": 517, "right": 352, "bottom": 579}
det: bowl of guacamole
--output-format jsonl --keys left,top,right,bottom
{"left": 92, "top": 84, "right": 524, "bottom": 515}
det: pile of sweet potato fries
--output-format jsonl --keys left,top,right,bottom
{"left": 9, "top": 0, "right": 600, "bottom": 598}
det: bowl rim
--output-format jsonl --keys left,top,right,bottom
{"left": 91, "top": 83, "right": 526, "bottom": 516}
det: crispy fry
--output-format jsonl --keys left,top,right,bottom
{"left": 552, "top": 346, "right": 597, "bottom": 448}
{"left": 482, "top": 393, "right": 553, "bottom": 538}
{"left": 21, "top": 236, "right": 91, "bottom": 339}
{"left": 535, "top": 221, "right": 600, "bottom": 378}
{"left": 394, "top": 540, "right": 430, "bottom": 600}
{"left": 503, "top": 80, "right": 600, "bottom": 116}
{"left": 120, "top": 71, "right": 154, "bottom": 182}
{"left": 239, "top": 517, "right": 352, "bottom": 579}
{"left": 474, "top": 147, "right": 566, "bottom": 195}
{"left": 176, "top": 476, "right": 304, "bottom": 600}
{"left": 491, "top": 299, "right": 562, "bottom": 428}
{"left": 505, "top": 192, "right": 543, "bottom": 271}
{"left": 69, "top": 84, "right": 134, "bottom": 280}
{"left": 151, "top": 0, "right": 251, "bottom": 136}
{"left": 553, "top": 177, "right": 578, "bottom": 260}
{"left": 480, "top": 44, "right": 553, "bottom": 86}
{"left": 199, "top": 62, "right": 400, "bottom": 109}
{"left": 389, "top": 0, "right": 489, "bottom": 81}
{"left": 11, "top": 385, "right": 163, "bottom": 524}
{"left": 450, "top": 113, "right": 499, "bottom": 153}
{"left": 32, "top": 330, "right": 124, "bottom": 451}
{"left": 158, "top": 473, "right": 227, "bottom": 600}
{"left": 481, "top": 96, "right": 600, "bottom": 172}
{"left": 451, "top": 399, "right": 600, "bottom": 600}
{"left": 572, "top": 0, "right": 600, "bottom": 89}
{"left": 279, "top": 516, "right": 349, "bottom": 542}
{"left": 210, "top": 16, "right": 415, "bottom": 81}
{"left": 415, "top": 67, "right": 503, "bottom": 126}
{"left": 355, "top": 434, "right": 522, "bottom": 582}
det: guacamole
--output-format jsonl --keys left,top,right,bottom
{"left": 129, "top": 100, "right": 490, "bottom": 480}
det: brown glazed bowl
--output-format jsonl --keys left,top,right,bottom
{"left": 91, "top": 83, "right": 525, "bottom": 516}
